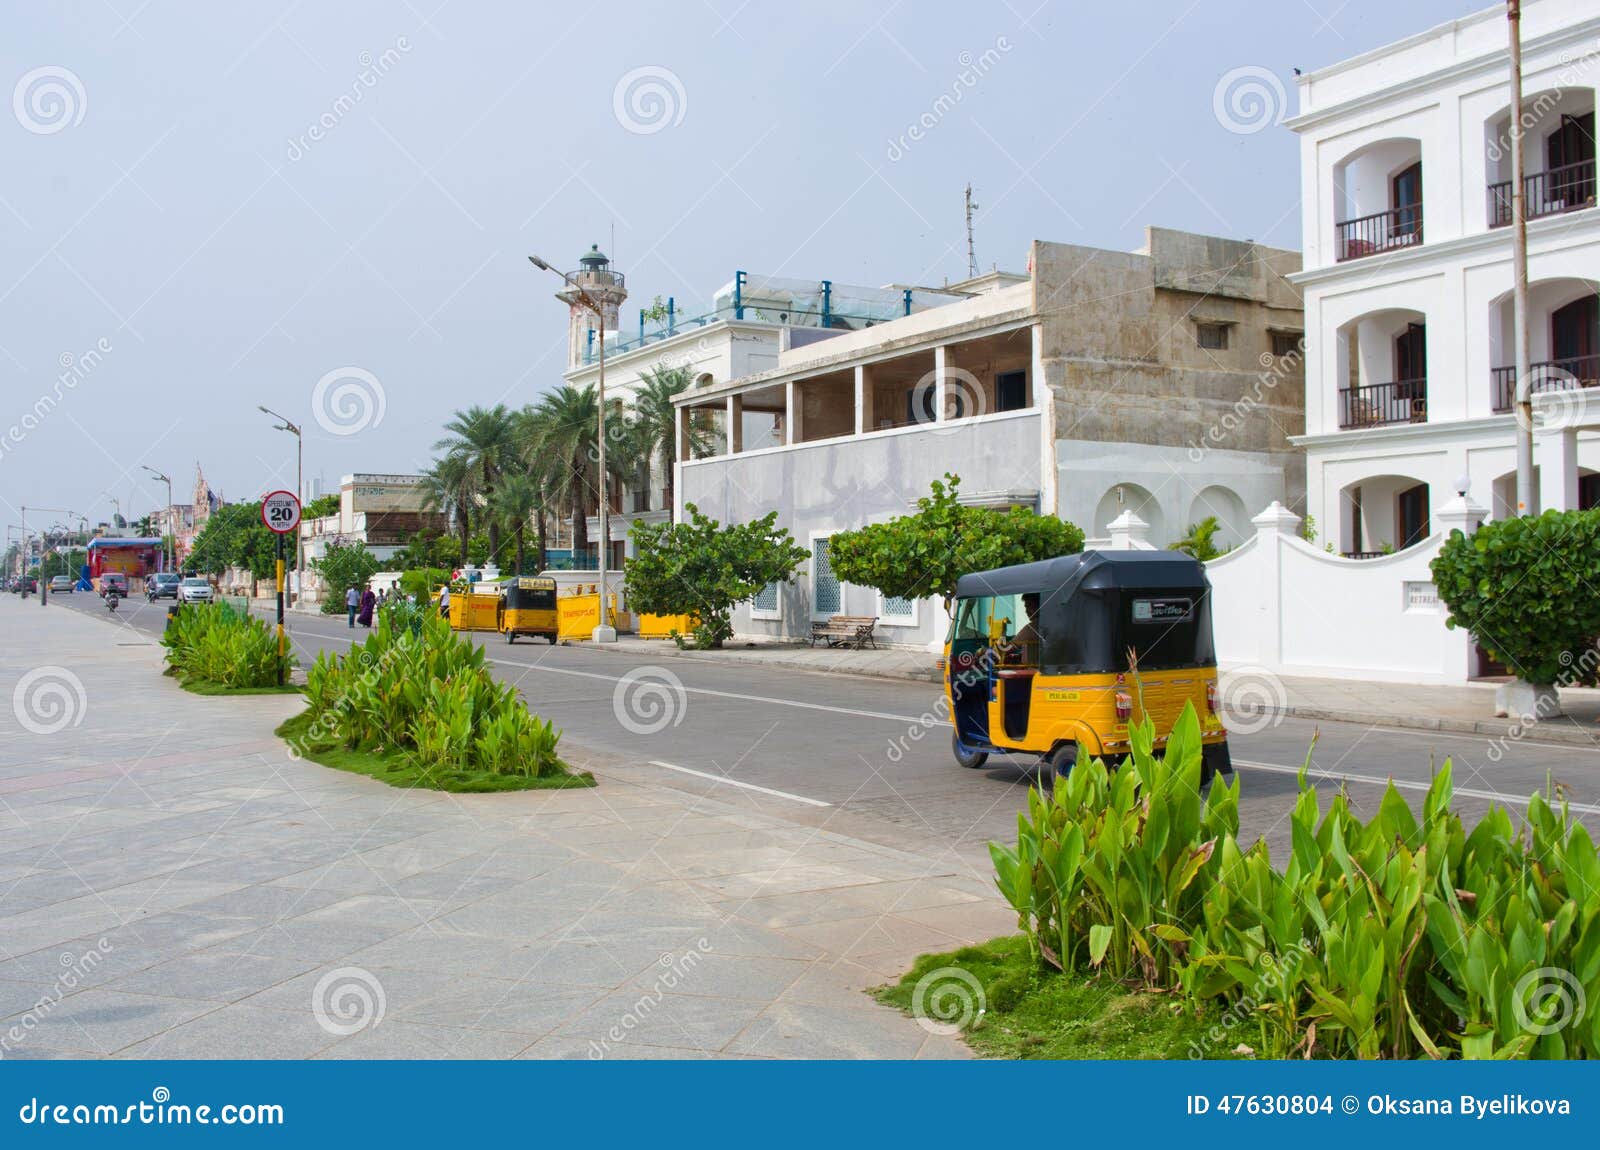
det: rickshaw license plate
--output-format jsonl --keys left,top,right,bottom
{"left": 1132, "top": 597, "right": 1192, "bottom": 622}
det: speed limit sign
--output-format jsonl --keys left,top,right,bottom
{"left": 261, "top": 490, "right": 302, "bottom": 535}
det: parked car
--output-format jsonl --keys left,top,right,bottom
{"left": 177, "top": 577, "right": 214, "bottom": 604}
{"left": 48, "top": 575, "right": 74, "bottom": 593}
{"left": 146, "top": 572, "right": 181, "bottom": 600}
{"left": 98, "top": 573, "right": 128, "bottom": 598}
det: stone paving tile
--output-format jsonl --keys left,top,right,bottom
{"left": 313, "top": 1019, "right": 537, "bottom": 1060}
{"left": 0, "top": 989, "right": 213, "bottom": 1056}
{"left": 726, "top": 1000, "right": 931, "bottom": 1059}
{"left": 622, "top": 952, "right": 812, "bottom": 1004}
{"left": 553, "top": 989, "right": 770, "bottom": 1053}
{"left": 778, "top": 913, "right": 967, "bottom": 962}
{"left": 115, "top": 1004, "right": 343, "bottom": 1059}
{"left": 102, "top": 950, "right": 320, "bottom": 1005}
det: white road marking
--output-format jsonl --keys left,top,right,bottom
{"left": 494, "top": 657, "right": 928, "bottom": 724}
{"left": 1282, "top": 718, "right": 1598, "bottom": 754}
{"left": 1234, "top": 758, "right": 1600, "bottom": 816}
{"left": 647, "top": 760, "right": 832, "bottom": 807}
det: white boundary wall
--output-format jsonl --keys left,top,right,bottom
{"left": 1199, "top": 498, "right": 1486, "bottom": 685}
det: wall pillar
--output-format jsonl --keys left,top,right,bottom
{"left": 934, "top": 345, "right": 948, "bottom": 423}
{"left": 853, "top": 366, "right": 865, "bottom": 436}
{"left": 726, "top": 394, "right": 743, "bottom": 455}
{"left": 1250, "top": 501, "right": 1302, "bottom": 673}
{"left": 785, "top": 382, "right": 797, "bottom": 445}
{"left": 1105, "top": 510, "right": 1150, "bottom": 550}
{"left": 1434, "top": 492, "right": 1487, "bottom": 686}
{"left": 1536, "top": 423, "right": 1579, "bottom": 512}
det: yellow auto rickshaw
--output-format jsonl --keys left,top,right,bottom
{"left": 499, "top": 576, "right": 558, "bottom": 644}
{"left": 944, "top": 550, "right": 1231, "bottom": 781}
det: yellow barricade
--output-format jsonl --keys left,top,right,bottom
{"left": 556, "top": 593, "right": 619, "bottom": 641}
{"left": 638, "top": 612, "right": 697, "bottom": 639}
{"left": 440, "top": 588, "right": 503, "bottom": 632}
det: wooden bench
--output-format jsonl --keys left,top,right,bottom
{"left": 809, "top": 615, "right": 879, "bottom": 650}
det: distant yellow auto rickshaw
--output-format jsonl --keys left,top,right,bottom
{"left": 499, "top": 576, "right": 558, "bottom": 644}
{"left": 944, "top": 550, "right": 1231, "bottom": 782}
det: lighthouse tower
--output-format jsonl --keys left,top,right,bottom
{"left": 557, "top": 244, "right": 628, "bottom": 369}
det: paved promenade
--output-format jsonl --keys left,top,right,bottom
{"left": 0, "top": 598, "right": 1008, "bottom": 1059}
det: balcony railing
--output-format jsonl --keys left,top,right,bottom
{"left": 1488, "top": 159, "right": 1598, "bottom": 228}
{"left": 1338, "top": 379, "right": 1428, "bottom": 429}
{"left": 1490, "top": 354, "right": 1600, "bottom": 412}
{"left": 1335, "top": 204, "right": 1423, "bottom": 262}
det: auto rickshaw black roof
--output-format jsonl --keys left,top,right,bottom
{"left": 953, "top": 550, "right": 1209, "bottom": 600}
{"left": 953, "top": 550, "right": 1215, "bottom": 675}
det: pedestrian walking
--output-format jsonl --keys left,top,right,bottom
{"left": 438, "top": 582, "right": 451, "bottom": 620}
{"left": 345, "top": 584, "right": 360, "bottom": 628}
{"left": 357, "top": 585, "right": 376, "bottom": 628}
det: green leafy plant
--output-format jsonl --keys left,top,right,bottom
{"left": 1431, "top": 508, "right": 1600, "bottom": 686}
{"left": 313, "top": 541, "right": 381, "bottom": 615}
{"left": 829, "top": 474, "right": 1084, "bottom": 613}
{"left": 1169, "top": 516, "right": 1228, "bottom": 561}
{"left": 625, "top": 505, "right": 807, "bottom": 648}
{"left": 161, "top": 601, "right": 285, "bottom": 688}
{"left": 988, "top": 702, "right": 1600, "bottom": 1059}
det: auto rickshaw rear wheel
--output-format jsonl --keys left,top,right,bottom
{"left": 952, "top": 732, "right": 987, "bottom": 770}
{"left": 1044, "top": 741, "right": 1077, "bottom": 784}
{"left": 505, "top": 632, "right": 515, "bottom": 644}
{"left": 1201, "top": 741, "right": 1233, "bottom": 784}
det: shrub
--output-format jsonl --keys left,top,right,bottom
{"left": 399, "top": 567, "right": 451, "bottom": 602}
{"left": 314, "top": 541, "right": 381, "bottom": 615}
{"left": 289, "top": 609, "right": 564, "bottom": 780}
{"left": 161, "top": 602, "right": 284, "bottom": 688}
{"left": 991, "top": 702, "right": 1600, "bottom": 1059}
{"left": 1431, "top": 508, "right": 1600, "bottom": 686}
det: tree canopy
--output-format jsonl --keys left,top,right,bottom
{"left": 828, "top": 474, "right": 1085, "bottom": 608}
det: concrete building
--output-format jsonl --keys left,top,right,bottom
{"left": 548, "top": 246, "right": 968, "bottom": 568}
{"left": 301, "top": 473, "right": 447, "bottom": 570}
{"left": 1288, "top": 0, "right": 1600, "bottom": 559}
{"left": 673, "top": 227, "right": 1305, "bottom": 647}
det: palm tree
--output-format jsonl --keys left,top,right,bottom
{"left": 419, "top": 454, "right": 474, "bottom": 566}
{"left": 631, "top": 365, "right": 707, "bottom": 511}
{"left": 433, "top": 405, "right": 515, "bottom": 561}
{"left": 528, "top": 385, "right": 630, "bottom": 564}
{"left": 490, "top": 472, "right": 543, "bottom": 575}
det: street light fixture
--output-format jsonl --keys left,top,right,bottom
{"left": 529, "top": 252, "right": 617, "bottom": 643}
{"left": 141, "top": 466, "right": 174, "bottom": 572}
{"left": 258, "top": 405, "right": 304, "bottom": 607}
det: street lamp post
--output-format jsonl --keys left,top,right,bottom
{"left": 258, "top": 406, "right": 304, "bottom": 607}
{"left": 529, "top": 253, "right": 617, "bottom": 643}
{"left": 22, "top": 506, "right": 77, "bottom": 604}
{"left": 141, "top": 466, "right": 174, "bottom": 572}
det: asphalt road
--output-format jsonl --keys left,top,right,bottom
{"left": 40, "top": 588, "right": 1600, "bottom": 860}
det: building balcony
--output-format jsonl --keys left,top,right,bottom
{"left": 1487, "top": 159, "right": 1598, "bottom": 228}
{"left": 1337, "top": 379, "right": 1427, "bottom": 430}
{"left": 1335, "top": 204, "right": 1423, "bottom": 262}
{"left": 1490, "top": 355, "right": 1600, "bottom": 413}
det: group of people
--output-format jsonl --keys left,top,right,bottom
{"left": 343, "top": 583, "right": 413, "bottom": 628}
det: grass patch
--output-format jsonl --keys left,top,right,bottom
{"left": 275, "top": 710, "right": 595, "bottom": 793}
{"left": 179, "top": 677, "right": 302, "bottom": 696}
{"left": 875, "top": 936, "right": 1245, "bottom": 1060}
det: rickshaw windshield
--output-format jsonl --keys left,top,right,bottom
{"left": 949, "top": 594, "right": 1034, "bottom": 643}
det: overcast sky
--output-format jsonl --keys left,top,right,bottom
{"left": 1, "top": 0, "right": 1478, "bottom": 527}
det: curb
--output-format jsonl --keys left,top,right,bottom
{"left": 1267, "top": 703, "right": 1600, "bottom": 748}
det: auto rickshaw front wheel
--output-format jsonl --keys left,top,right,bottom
{"left": 952, "top": 733, "right": 987, "bottom": 770}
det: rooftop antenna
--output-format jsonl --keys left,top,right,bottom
{"left": 964, "top": 183, "right": 980, "bottom": 279}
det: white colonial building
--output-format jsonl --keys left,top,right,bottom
{"left": 672, "top": 227, "right": 1307, "bottom": 647}
{"left": 1289, "top": 0, "right": 1600, "bottom": 559}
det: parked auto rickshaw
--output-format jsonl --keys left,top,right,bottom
{"left": 499, "top": 576, "right": 559, "bottom": 644}
{"left": 944, "top": 550, "right": 1231, "bottom": 781}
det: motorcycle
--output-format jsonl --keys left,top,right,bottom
{"left": 106, "top": 589, "right": 121, "bottom": 613}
